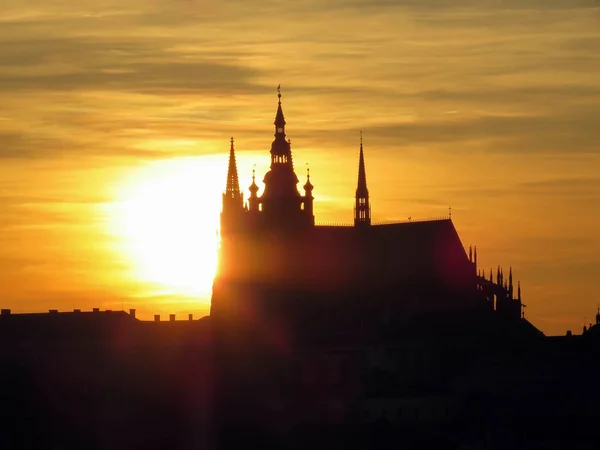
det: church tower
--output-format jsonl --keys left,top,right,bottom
{"left": 221, "top": 137, "right": 244, "bottom": 234}
{"left": 354, "top": 133, "right": 371, "bottom": 227}
{"left": 259, "top": 86, "right": 313, "bottom": 230}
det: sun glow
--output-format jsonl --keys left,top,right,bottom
{"left": 111, "top": 157, "right": 224, "bottom": 300}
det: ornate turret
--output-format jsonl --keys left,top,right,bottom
{"left": 248, "top": 166, "right": 259, "bottom": 212}
{"left": 303, "top": 167, "right": 314, "bottom": 218}
{"left": 259, "top": 86, "right": 311, "bottom": 230}
{"left": 354, "top": 132, "right": 371, "bottom": 227}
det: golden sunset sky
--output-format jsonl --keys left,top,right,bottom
{"left": 0, "top": 0, "right": 598, "bottom": 335}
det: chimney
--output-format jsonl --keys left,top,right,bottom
{"left": 49, "top": 309, "right": 58, "bottom": 314}
{"left": 0, "top": 309, "right": 11, "bottom": 316}
{"left": 93, "top": 308, "right": 100, "bottom": 313}
{"left": 170, "top": 314, "right": 176, "bottom": 322}
{"left": 188, "top": 313, "right": 193, "bottom": 321}
{"left": 129, "top": 309, "right": 136, "bottom": 319}
{"left": 154, "top": 314, "right": 160, "bottom": 322}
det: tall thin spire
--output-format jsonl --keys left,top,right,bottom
{"left": 355, "top": 131, "right": 371, "bottom": 226}
{"left": 274, "top": 84, "right": 286, "bottom": 135}
{"left": 224, "top": 137, "right": 242, "bottom": 205}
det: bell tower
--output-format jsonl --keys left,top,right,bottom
{"left": 259, "top": 86, "right": 312, "bottom": 230}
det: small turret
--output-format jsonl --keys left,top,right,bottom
{"left": 303, "top": 167, "right": 314, "bottom": 218}
{"left": 248, "top": 166, "right": 259, "bottom": 212}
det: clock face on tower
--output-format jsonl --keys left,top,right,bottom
{"left": 277, "top": 127, "right": 283, "bottom": 134}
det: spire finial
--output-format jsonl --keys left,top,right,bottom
{"left": 449, "top": 206, "right": 452, "bottom": 218}
{"left": 360, "top": 130, "right": 363, "bottom": 148}
{"left": 277, "top": 84, "right": 281, "bottom": 102}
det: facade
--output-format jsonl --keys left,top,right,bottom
{"left": 211, "top": 90, "right": 524, "bottom": 341}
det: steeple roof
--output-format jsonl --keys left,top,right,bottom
{"left": 356, "top": 133, "right": 368, "bottom": 197}
{"left": 225, "top": 137, "right": 241, "bottom": 201}
{"left": 274, "top": 84, "right": 286, "bottom": 129}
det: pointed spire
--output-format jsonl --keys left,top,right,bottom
{"left": 274, "top": 84, "right": 286, "bottom": 135}
{"left": 474, "top": 246, "right": 478, "bottom": 268}
{"left": 469, "top": 246, "right": 473, "bottom": 262}
{"left": 490, "top": 268, "right": 493, "bottom": 282}
{"left": 509, "top": 267, "right": 513, "bottom": 296}
{"left": 518, "top": 281, "right": 521, "bottom": 301}
{"left": 225, "top": 137, "right": 241, "bottom": 202}
{"left": 355, "top": 131, "right": 371, "bottom": 227}
{"left": 357, "top": 131, "right": 368, "bottom": 197}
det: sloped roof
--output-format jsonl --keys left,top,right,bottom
{"left": 232, "top": 218, "right": 470, "bottom": 294}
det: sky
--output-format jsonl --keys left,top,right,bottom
{"left": 0, "top": 0, "right": 599, "bottom": 335}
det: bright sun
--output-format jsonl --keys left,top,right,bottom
{"left": 112, "top": 156, "right": 223, "bottom": 299}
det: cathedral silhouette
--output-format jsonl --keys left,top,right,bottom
{"left": 4, "top": 88, "right": 600, "bottom": 450}
{"left": 211, "top": 88, "right": 525, "bottom": 340}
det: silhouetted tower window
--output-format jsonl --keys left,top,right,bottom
{"left": 354, "top": 132, "right": 371, "bottom": 227}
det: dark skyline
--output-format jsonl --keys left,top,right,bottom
{"left": 0, "top": 1, "right": 599, "bottom": 335}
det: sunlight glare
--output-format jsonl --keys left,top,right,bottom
{"left": 112, "top": 157, "right": 223, "bottom": 299}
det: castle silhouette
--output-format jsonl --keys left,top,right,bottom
{"left": 212, "top": 88, "right": 525, "bottom": 341}
{"left": 3, "top": 89, "right": 600, "bottom": 450}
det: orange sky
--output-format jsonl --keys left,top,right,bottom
{"left": 0, "top": 0, "right": 599, "bottom": 335}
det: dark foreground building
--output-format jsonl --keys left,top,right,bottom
{"left": 2, "top": 92, "right": 599, "bottom": 450}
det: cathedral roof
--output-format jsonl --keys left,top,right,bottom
{"left": 307, "top": 219, "right": 468, "bottom": 285}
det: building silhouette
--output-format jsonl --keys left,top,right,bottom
{"left": 211, "top": 89, "right": 525, "bottom": 342}
{"left": 2, "top": 89, "right": 600, "bottom": 450}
